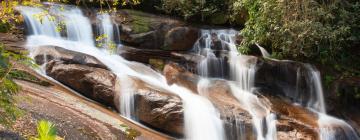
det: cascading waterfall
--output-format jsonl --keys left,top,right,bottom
{"left": 17, "top": 3, "right": 360, "bottom": 140}
{"left": 18, "top": 4, "right": 225, "bottom": 140}
{"left": 194, "top": 29, "right": 277, "bottom": 140}
{"left": 18, "top": 6, "right": 61, "bottom": 38}
{"left": 303, "top": 66, "right": 360, "bottom": 140}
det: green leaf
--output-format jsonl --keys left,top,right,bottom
{"left": 36, "top": 120, "right": 57, "bottom": 140}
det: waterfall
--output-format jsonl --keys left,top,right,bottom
{"left": 18, "top": 5, "right": 225, "bottom": 140}
{"left": 17, "top": 6, "right": 61, "bottom": 38}
{"left": 228, "top": 56, "right": 277, "bottom": 140}
{"left": 303, "top": 66, "right": 360, "bottom": 140}
{"left": 194, "top": 29, "right": 277, "bottom": 140}
{"left": 255, "top": 44, "right": 270, "bottom": 58}
{"left": 96, "top": 13, "right": 121, "bottom": 49}
{"left": 193, "top": 29, "right": 237, "bottom": 78}
{"left": 17, "top": 3, "right": 360, "bottom": 140}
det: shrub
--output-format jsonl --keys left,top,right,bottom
{"left": 0, "top": 44, "right": 35, "bottom": 126}
{"left": 157, "top": 0, "right": 248, "bottom": 25}
{"left": 239, "top": 0, "right": 360, "bottom": 71}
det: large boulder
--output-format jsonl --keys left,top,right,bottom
{"left": 46, "top": 60, "right": 117, "bottom": 107}
{"left": 33, "top": 45, "right": 108, "bottom": 70}
{"left": 163, "top": 27, "right": 199, "bottom": 51}
{"left": 118, "top": 46, "right": 201, "bottom": 72}
{"left": 113, "top": 10, "right": 198, "bottom": 51}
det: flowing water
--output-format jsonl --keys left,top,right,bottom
{"left": 18, "top": 5, "right": 225, "bottom": 140}
{"left": 255, "top": 44, "right": 270, "bottom": 58}
{"left": 17, "top": 3, "right": 360, "bottom": 140}
{"left": 96, "top": 13, "right": 121, "bottom": 49}
{"left": 303, "top": 66, "right": 360, "bottom": 140}
{"left": 194, "top": 30, "right": 277, "bottom": 140}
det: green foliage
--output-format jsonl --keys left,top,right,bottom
{"left": 0, "top": 44, "right": 35, "bottom": 126}
{"left": 158, "top": 0, "right": 247, "bottom": 24}
{"left": 238, "top": 0, "right": 360, "bottom": 75}
{"left": 32, "top": 120, "right": 57, "bottom": 140}
{"left": 237, "top": 45, "right": 250, "bottom": 54}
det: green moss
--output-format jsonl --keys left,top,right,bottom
{"left": 131, "top": 19, "right": 151, "bottom": 34}
{"left": 124, "top": 10, "right": 153, "bottom": 34}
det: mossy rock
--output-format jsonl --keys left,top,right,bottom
{"left": 122, "top": 10, "right": 154, "bottom": 34}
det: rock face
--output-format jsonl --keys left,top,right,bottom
{"left": 254, "top": 58, "right": 319, "bottom": 108}
{"left": 113, "top": 10, "right": 199, "bottom": 51}
{"left": 46, "top": 60, "right": 117, "bottom": 107}
{"left": 163, "top": 27, "right": 199, "bottom": 51}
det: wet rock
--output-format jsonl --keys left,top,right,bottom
{"left": 118, "top": 46, "right": 200, "bottom": 72}
{"left": 118, "top": 46, "right": 174, "bottom": 65}
{"left": 114, "top": 77, "right": 184, "bottom": 137}
{"left": 163, "top": 62, "right": 199, "bottom": 93}
{"left": 254, "top": 58, "right": 317, "bottom": 107}
{"left": 114, "top": 10, "right": 184, "bottom": 50}
{"left": 46, "top": 60, "right": 116, "bottom": 107}
{"left": 112, "top": 10, "right": 200, "bottom": 51}
{"left": 163, "top": 27, "right": 199, "bottom": 51}
{"left": 34, "top": 45, "right": 108, "bottom": 70}
{"left": 163, "top": 62, "right": 255, "bottom": 139}
{"left": 163, "top": 62, "right": 320, "bottom": 140}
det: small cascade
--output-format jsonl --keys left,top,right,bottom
{"left": 194, "top": 29, "right": 277, "bottom": 140}
{"left": 119, "top": 76, "right": 136, "bottom": 119}
{"left": 18, "top": 4, "right": 225, "bottom": 140}
{"left": 227, "top": 59, "right": 277, "bottom": 140}
{"left": 255, "top": 44, "right": 270, "bottom": 58}
{"left": 60, "top": 8, "right": 95, "bottom": 46}
{"left": 96, "top": 13, "right": 121, "bottom": 49}
{"left": 17, "top": 6, "right": 61, "bottom": 38}
{"left": 193, "top": 29, "right": 238, "bottom": 78}
{"left": 304, "top": 65, "right": 327, "bottom": 113}
{"left": 303, "top": 66, "right": 360, "bottom": 140}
